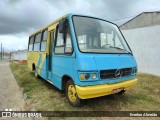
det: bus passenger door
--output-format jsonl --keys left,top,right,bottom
{"left": 48, "top": 30, "right": 55, "bottom": 80}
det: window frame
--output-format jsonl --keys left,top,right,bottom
{"left": 28, "top": 35, "right": 35, "bottom": 51}
{"left": 40, "top": 29, "right": 48, "bottom": 52}
{"left": 54, "top": 23, "right": 74, "bottom": 55}
{"left": 64, "top": 32, "right": 73, "bottom": 54}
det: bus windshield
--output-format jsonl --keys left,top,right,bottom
{"left": 73, "top": 16, "right": 131, "bottom": 54}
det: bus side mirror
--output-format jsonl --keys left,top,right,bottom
{"left": 59, "top": 19, "right": 67, "bottom": 33}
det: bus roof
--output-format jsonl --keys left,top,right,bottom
{"left": 29, "top": 13, "right": 116, "bottom": 37}
{"left": 29, "top": 14, "right": 68, "bottom": 36}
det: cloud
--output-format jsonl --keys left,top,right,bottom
{"left": 0, "top": 0, "right": 134, "bottom": 35}
{"left": 0, "top": 35, "right": 28, "bottom": 51}
{"left": 1, "top": 0, "right": 160, "bottom": 35}
{"left": 0, "top": 0, "right": 160, "bottom": 51}
{"left": 0, "top": 0, "right": 53, "bottom": 35}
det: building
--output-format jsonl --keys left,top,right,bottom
{"left": 11, "top": 49, "right": 27, "bottom": 63}
{"left": 0, "top": 52, "right": 10, "bottom": 59}
{"left": 118, "top": 11, "right": 160, "bottom": 76}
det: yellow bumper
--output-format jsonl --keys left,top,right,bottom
{"left": 75, "top": 78, "right": 138, "bottom": 99}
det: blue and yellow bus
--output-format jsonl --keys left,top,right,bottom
{"left": 28, "top": 14, "right": 138, "bottom": 106}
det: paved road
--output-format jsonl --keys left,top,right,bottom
{"left": 0, "top": 59, "right": 25, "bottom": 111}
{"left": 0, "top": 60, "right": 43, "bottom": 120}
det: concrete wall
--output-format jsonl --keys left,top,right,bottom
{"left": 121, "top": 12, "right": 160, "bottom": 30}
{"left": 121, "top": 25, "right": 160, "bottom": 76}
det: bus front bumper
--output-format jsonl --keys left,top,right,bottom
{"left": 75, "top": 78, "right": 138, "bottom": 99}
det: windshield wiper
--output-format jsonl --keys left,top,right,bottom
{"left": 110, "top": 46, "right": 131, "bottom": 53}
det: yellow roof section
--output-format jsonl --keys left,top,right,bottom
{"left": 29, "top": 14, "right": 67, "bottom": 36}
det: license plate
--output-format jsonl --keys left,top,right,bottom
{"left": 112, "top": 88, "right": 123, "bottom": 94}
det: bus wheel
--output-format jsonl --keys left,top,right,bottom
{"left": 118, "top": 90, "right": 126, "bottom": 95}
{"left": 66, "top": 80, "right": 81, "bottom": 107}
{"left": 34, "top": 70, "right": 39, "bottom": 78}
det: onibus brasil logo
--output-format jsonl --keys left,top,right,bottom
{"left": 1, "top": 108, "right": 42, "bottom": 118}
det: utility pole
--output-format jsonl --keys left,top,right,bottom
{"left": 1, "top": 42, "right": 2, "bottom": 59}
{"left": 3, "top": 47, "right": 4, "bottom": 59}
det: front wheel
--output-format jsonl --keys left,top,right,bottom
{"left": 66, "top": 80, "right": 81, "bottom": 107}
{"left": 117, "top": 90, "right": 126, "bottom": 95}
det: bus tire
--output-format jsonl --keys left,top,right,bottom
{"left": 66, "top": 80, "right": 81, "bottom": 107}
{"left": 34, "top": 70, "right": 39, "bottom": 78}
{"left": 118, "top": 90, "right": 126, "bottom": 95}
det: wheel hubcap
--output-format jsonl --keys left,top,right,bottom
{"left": 68, "top": 85, "right": 76, "bottom": 102}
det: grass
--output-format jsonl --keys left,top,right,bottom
{"left": 10, "top": 63, "right": 160, "bottom": 119}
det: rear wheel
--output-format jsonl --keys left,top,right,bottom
{"left": 66, "top": 80, "right": 81, "bottom": 107}
{"left": 34, "top": 69, "right": 39, "bottom": 78}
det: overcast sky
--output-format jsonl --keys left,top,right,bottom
{"left": 0, "top": 0, "right": 160, "bottom": 52}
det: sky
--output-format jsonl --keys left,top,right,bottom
{"left": 0, "top": 0, "right": 160, "bottom": 52}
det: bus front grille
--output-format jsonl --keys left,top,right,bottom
{"left": 100, "top": 68, "right": 132, "bottom": 79}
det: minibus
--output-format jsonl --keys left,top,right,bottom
{"left": 28, "top": 13, "right": 138, "bottom": 106}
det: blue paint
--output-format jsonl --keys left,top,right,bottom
{"left": 51, "top": 73, "right": 62, "bottom": 89}
{"left": 39, "top": 55, "right": 48, "bottom": 80}
{"left": 51, "top": 53, "right": 76, "bottom": 89}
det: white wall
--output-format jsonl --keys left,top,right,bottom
{"left": 11, "top": 50, "right": 27, "bottom": 61}
{"left": 122, "top": 25, "right": 160, "bottom": 76}
{"left": 19, "top": 50, "right": 27, "bottom": 60}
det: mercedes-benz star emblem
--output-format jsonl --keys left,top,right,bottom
{"left": 115, "top": 69, "right": 122, "bottom": 78}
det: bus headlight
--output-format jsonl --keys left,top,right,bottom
{"left": 85, "top": 74, "right": 90, "bottom": 80}
{"left": 92, "top": 73, "right": 97, "bottom": 79}
{"left": 79, "top": 72, "right": 98, "bottom": 81}
{"left": 80, "top": 74, "right": 85, "bottom": 80}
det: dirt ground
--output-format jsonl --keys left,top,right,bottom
{"left": 0, "top": 59, "right": 25, "bottom": 111}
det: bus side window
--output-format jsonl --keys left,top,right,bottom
{"left": 41, "top": 30, "right": 48, "bottom": 51}
{"left": 28, "top": 36, "right": 34, "bottom": 51}
{"left": 33, "top": 32, "right": 41, "bottom": 51}
{"left": 55, "top": 26, "right": 65, "bottom": 54}
{"left": 78, "top": 35, "right": 86, "bottom": 50}
{"left": 64, "top": 28, "right": 72, "bottom": 54}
